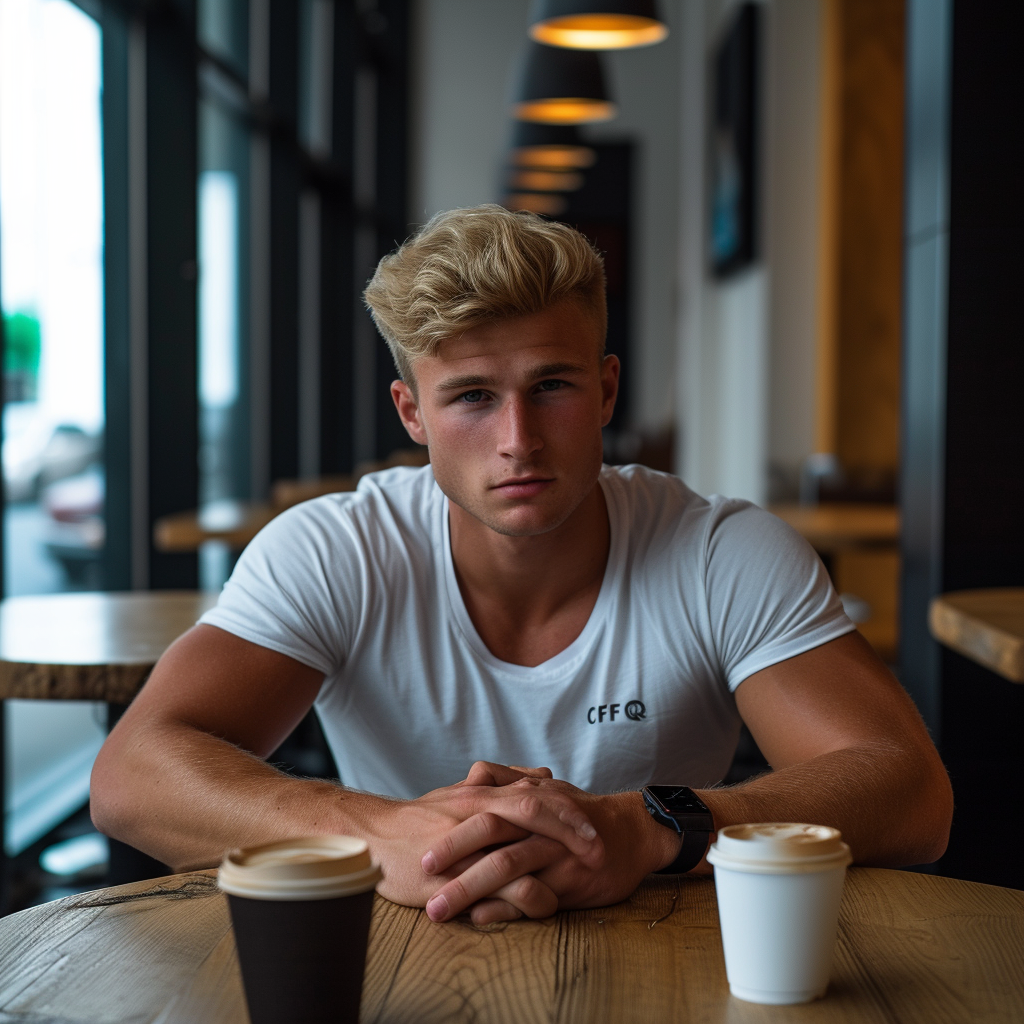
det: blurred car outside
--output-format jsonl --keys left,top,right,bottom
{"left": 3, "top": 403, "right": 101, "bottom": 504}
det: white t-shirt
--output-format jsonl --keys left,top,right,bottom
{"left": 200, "top": 464, "right": 853, "bottom": 798}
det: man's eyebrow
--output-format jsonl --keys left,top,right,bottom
{"left": 531, "top": 362, "right": 589, "bottom": 378}
{"left": 434, "top": 374, "right": 495, "bottom": 393}
{"left": 433, "top": 363, "right": 588, "bottom": 394}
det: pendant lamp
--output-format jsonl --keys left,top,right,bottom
{"left": 511, "top": 122, "right": 597, "bottom": 169}
{"left": 505, "top": 193, "right": 569, "bottom": 216}
{"left": 513, "top": 42, "right": 616, "bottom": 124}
{"left": 528, "top": 0, "right": 668, "bottom": 50}
{"left": 510, "top": 169, "right": 585, "bottom": 192}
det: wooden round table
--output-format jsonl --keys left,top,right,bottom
{"left": 0, "top": 867, "right": 1020, "bottom": 1022}
{"left": 0, "top": 591, "right": 222, "bottom": 906}
{"left": 0, "top": 591, "right": 219, "bottom": 704}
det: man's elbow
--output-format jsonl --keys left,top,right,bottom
{"left": 906, "top": 761, "right": 954, "bottom": 866}
{"left": 90, "top": 736, "right": 138, "bottom": 845}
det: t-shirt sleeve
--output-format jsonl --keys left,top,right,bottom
{"left": 198, "top": 500, "right": 362, "bottom": 676}
{"left": 703, "top": 500, "right": 855, "bottom": 690}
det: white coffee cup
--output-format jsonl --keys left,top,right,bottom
{"left": 707, "top": 822, "right": 852, "bottom": 1005}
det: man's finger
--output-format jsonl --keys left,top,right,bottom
{"left": 469, "top": 875, "right": 559, "bottom": 924}
{"left": 468, "top": 898, "right": 523, "bottom": 925}
{"left": 460, "top": 761, "right": 551, "bottom": 787}
{"left": 466, "top": 784, "right": 603, "bottom": 867}
{"left": 421, "top": 812, "right": 530, "bottom": 875}
{"left": 425, "top": 835, "right": 562, "bottom": 922}
{"left": 509, "top": 765, "right": 553, "bottom": 779}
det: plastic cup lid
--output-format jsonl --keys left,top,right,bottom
{"left": 707, "top": 823, "right": 852, "bottom": 873}
{"left": 218, "top": 835, "right": 383, "bottom": 900}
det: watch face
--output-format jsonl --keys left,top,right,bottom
{"left": 647, "top": 785, "right": 710, "bottom": 816}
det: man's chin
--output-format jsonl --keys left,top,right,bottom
{"left": 475, "top": 500, "right": 579, "bottom": 538}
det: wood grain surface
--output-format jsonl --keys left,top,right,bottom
{"left": 1, "top": 867, "right": 1021, "bottom": 1023}
{"left": 929, "top": 588, "right": 1024, "bottom": 683}
{"left": 0, "top": 591, "right": 218, "bottom": 702}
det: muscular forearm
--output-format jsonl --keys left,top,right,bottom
{"left": 695, "top": 741, "right": 952, "bottom": 868}
{"left": 90, "top": 721, "right": 390, "bottom": 873}
{"left": 91, "top": 727, "right": 603, "bottom": 923}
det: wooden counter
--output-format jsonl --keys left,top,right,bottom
{"left": 929, "top": 588, "right": 1024, "bottom": 683}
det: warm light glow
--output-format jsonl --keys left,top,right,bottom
{"left": 530, "top": 14, "right": 668, "bottom": 50}
{"left": 514, "top": 98, "right": 617, "bottom": 124}
{"left": 504, "top": 192, "right": 568, "bottom": 216}
{"left": 513, "top": 145, "right": 596, "bottom": 169}
{"left": 511, "top": 169, "right": 584, "bottom": 192}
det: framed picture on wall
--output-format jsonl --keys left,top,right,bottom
{"left": 709, "top": 2, "right": 760, "bottom": 277}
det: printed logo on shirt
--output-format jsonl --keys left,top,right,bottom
{"left": 587, "top": 700, "right": 646, "bottom": 724}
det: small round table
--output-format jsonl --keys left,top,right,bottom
{"left": 0, "top": 591, "right": 219, "bottom": 906}
{"left": 0, "top": 591, "right": 218, "bottom": 703}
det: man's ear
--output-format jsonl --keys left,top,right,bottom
{"left": 599, "top": 354, "right": 620, "bottom": 427}
{"left": 391, "top": 380, "right": 429, "bottom": 445}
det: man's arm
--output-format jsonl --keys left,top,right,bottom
{"left": 90, "top": 624, "right": 602, "bottom": 912}
{"left": 698, "top": 630, "right": 953, "bottom": 866}
{"left": 419, "top": 632, "right": 954, "bottom": 922}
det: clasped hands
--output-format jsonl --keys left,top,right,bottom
{"left": 374, "top": 761, "right": 668, "bottom": 926}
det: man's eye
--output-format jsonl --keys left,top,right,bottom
{"left": 538, "top": 379, "right": 565, "bottom": 392}
{"left": 459, "top": 390, "right": 486, "bottom": 403}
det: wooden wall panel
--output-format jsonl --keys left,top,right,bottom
{"left": 833, "top": 0, "right": 905, "bottom": 477}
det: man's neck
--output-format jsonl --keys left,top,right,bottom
{"left": 448, "top": 483, "right": 611, "bottom": 666}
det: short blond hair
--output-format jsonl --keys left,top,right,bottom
{"left": 364, "top": 205, "right": 606, "bottom": 382}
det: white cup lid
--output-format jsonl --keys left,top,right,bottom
{"left": 707, "top": 823, "right": 852, "bottom": 874}
{"left": 218, "top": 835, "right": 383, "bottom": 900}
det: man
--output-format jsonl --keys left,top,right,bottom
{"left": 92, "top": 206, "right": 952, "bottom": 926}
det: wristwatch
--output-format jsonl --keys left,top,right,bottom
{"left": 641, "top": 785, "right": 715, "bottom": 875}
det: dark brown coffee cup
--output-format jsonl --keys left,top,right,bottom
{"left": 218, "top": 835, "right": 382, "bottom": 1024}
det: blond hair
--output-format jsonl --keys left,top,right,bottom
{"left": 364, "top": 205, "right": 606, "bottom": 382}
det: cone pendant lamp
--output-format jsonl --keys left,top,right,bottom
{"left": 513, "top": 42, "right": 616, "bottom": 124}
{"left": 529, "top": 0, "right": 668, "bottom": 50}
{"left": 510, "top": 122, "right": 597, "bottom": 168}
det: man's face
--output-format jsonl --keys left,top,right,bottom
{"left": 391, "top": 298, "right": 619, "bottom": 538}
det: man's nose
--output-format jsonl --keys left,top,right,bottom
{"left": 497, "top": 395, "right": 543, "bottom": 460}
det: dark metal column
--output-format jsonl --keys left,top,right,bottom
{"left": 145, "top": 1, "right": 199, "bottom": 589}
{"left": 267, "top": 0, "right": 302, "bottom": 483}
{"left": 102, "top": 3, "right": 132, "bottom": 591}
{"left": 317, "top": 0, "right": 357, "bottom": 474}
{"left": 371, "top": 0, "right": 411, "bottom": 458}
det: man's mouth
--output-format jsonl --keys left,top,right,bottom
{"left": 491, "top": 475, "right": 554, "bottom": 497}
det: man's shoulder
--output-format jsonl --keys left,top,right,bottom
{"left": 600, "top": 463, "right": 712, "bottom": 533}
{"left": 600, "top": 464, "right": 792, "bottom": 561}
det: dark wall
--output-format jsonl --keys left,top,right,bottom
{"left": 900, "top": 0, "right": 1024, "bottom": 889}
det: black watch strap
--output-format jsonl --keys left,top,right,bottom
{"left": 642, "top": 785, "right": 714, "bottom": 875}
{"left": 657, "top": 828, "right": 710, "bottom": 875}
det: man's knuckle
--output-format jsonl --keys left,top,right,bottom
{"left": 514, "top": 877, "right": 558, "bottom": 917}
{"left": 491, "top": 845, "right": 520, "bottom": 875}
{"left": 519, "top": 793, "right": 542, "bottom": 818}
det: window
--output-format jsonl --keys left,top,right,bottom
{"left": 0, "top": 0, "right": 106, "bottom": 856}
